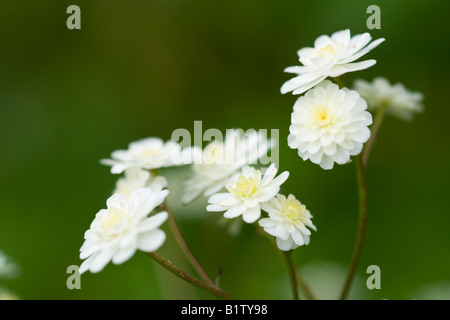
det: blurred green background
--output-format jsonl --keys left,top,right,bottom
{"left": 1, "top": 0, "right": 449, "bottom": 300}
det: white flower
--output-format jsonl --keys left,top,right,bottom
{"left": 206, "top": 164, "right": 289, "bottom": 223}
{"left": 79, "top": 188, "right": 169, "bottom": 274}
{"left": 281, "top": 29, "right": 384, "bottom": 95}
{"left": 259, "top": 194, "right": 316, "bottom": 251}
{"left": 288, "top": 80, "right": 372, "bottom": 170}
{"left": 114, "top": 167, "right": 167, "bottom": 198}
{"left": 0, "top": 251, "right": 20, "bottom": 279}
{"left": 354, "top": 77, "right": 424, "bottom": 121}
{"left": 101, "top": 137, "right": 196, "bottom": 174}
{"left": 182, "top": 130, "right": 274, "bottom": 204}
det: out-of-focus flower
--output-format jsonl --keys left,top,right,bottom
{"left": 259, "top": 194, "right": 316, "bottom": 251}
{"left": 353, "top": 77, "right": 424, "bottom": 121}
{"left": 101, "top": 137, "right": 197, "bottom": 174}
{"left": 288, "top": 80, "right": 372, "bottom": 170}
{"left": 281, "top": 29, "right": 384, "bottom": 95}
{"left": 0, "top": 287, "right": 19, "bottom": 300}
{"left": 0, "top": 250, "right": 20, "bottom": 279}
{"left": 114, "top": 167, "right": 167, "bottom": 198}
{"left": 79, "top": 188, "right": 169, "bottom": 274}
{"left": 182, "top": 130, "right": 274, "bottom": 204}
{"left": 206, "top": 164, "right": 289, "bottom": 223}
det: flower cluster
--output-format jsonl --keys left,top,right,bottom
{"left": 79, "top": 137, "right": 191, "bottom": 273}
{"left": 79, "top": 29, "right": 424, "bottom": 301}
{"left": 206, "top": 164, "right": 316, "bottom": 251}
{"left": 81, "top": 128, "right": 316, "bottom": 274}
{"left": 280, "top": 29, "right": 385, "bottom": 169}
{"left": 181, "top": 130, "right": 273, "bottom": 204}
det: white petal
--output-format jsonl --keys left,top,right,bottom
{"left": 292, "top": 231, "right": 305, "bottom": 246}
{"left": 112, "top": 245, "right": 137, "bottom": 265}
{"left": 224, "top": 205, "right": 247, "bottom": 219}
{"left": 137, "top": 229, "right": 166, "bottom": 252}
{"left": 89, "top": 248, "right": 115, "bottom": 273}
{"left": 258, "top": 218, "right": 277, "bottom": 228}
{"left": 138, "top": 211, "right": 168, "bottom": 232}
{"left": 206, "top": 204, "right": 227, "bottom": 212}
{"left": 340, "top": 38, "right": 385, "bottom": 64}
{"left": 208, "top": 192, "right": 233, "bottom": 203}
{"left": 242, "top": 205, "right": 261, "bottom": 223}
{"left": 276, "top": 237, "right": 295, "bottom": 251}
{"left": 266, "top": 171, "right": 289, "bottom": 189}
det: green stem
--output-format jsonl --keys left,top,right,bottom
{"left": 256, "top": 227, "right": 315, "bottom": 299}
{"left": 283, "top": 250, "right": 300, "bottom": 300}
{"left": 340, "top": 154, "right": 368, "bottom": 300}
{"left": 147, "top": 251, "right": 233, "bottom": 300}
{"left": 362, "top": 103, "right": 388, "bottom": 167}
{"left": 161, "top": 202, "right": 216, "bottom": 288}
{"left": 295, "top": 268, "right": 316, "bottom": 300}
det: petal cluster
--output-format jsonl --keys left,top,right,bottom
{"left": 114, "top": 167, "right": 167, "bottom": 198}
{"left": 288, "top": 80, "right": 372, "bottom": 170}
{"left": 206, "top": 164, "right": 289, "bottom": 223}
{"left": 182, "top": 130, "right": 274, "bottom": 204}
{"left": 281, "top": 29, "right": 384, "bottom": 95}
{"left": 79, "top": 188, "right": 169, "bottom": 274}
{"left": 259, "top": 194, "right": 316, "bottom": 251}
{"left": 354, "top": 77, "right": 424, "bottom": 121}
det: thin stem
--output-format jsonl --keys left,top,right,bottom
{"left": 283, "top": 250, "right": 300, "bottom": 300}
{"left": 295, "top": 268, "right": 316, "bottom": 301}
{"left": 147, "top": 251, "right": 233, "bottom": 300}
{"left": 362, "top": 103, "right": 388, "bottom": 167}
{"left": 161, "top": 202, "right": 216, "bottom": 288}
{"left": 340, "top": 154, "right": 368, "bottom": 300}
{"left": 256, "top": 227, "right": 315, "bottom": 300}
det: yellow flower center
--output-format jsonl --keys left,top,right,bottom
{"left": 141, "top": 149, "right": 158, "bottom": 159}
{"left": 228, "top": 174, "right": 259, "bottom": 198}
{"left": 317, "top": 44, "right": 337, "bottom": 58}
{"left": 100, "top": 209, "right": 122, "bottom": 231}
{"left": 312, "top": 106, "right": 333, "bottom": 127}
{"left": 284, "top": 199, "right": 307, "bottom": 221}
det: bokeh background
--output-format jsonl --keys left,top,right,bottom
{"left": 1, "top": 0, "right": 449, "bottom": 300}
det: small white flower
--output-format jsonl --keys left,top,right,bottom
{"left": 182, "top": 130, "right": 274, "bottom": 204}
{"left": 281, "top": 29, "right": 384, "bottom": 95}
{"left": 0, "top": 251, "right": 20, "bottom": 279}
{"left": 288, "top": 80, "right": 372, "bottom": 170}
{"left": 354, "top": 77, "right": 424, "bottom": 121}
{"left": 79, "top": 188, "right": 169, "bottom": 274}
{"left": 259, "top": 194, "right": 316, "bottom": 251}
{"left": 114, "top": 167, "right": 167, "bottom": 198}
{"left": 206, "top": 164, "right": 289, "bottom": 223}
{"left": 101, "top": 137, "right": 196, "bottom": 174}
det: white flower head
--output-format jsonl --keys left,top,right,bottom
{"left": 281, "top": 29, "right": 385, "bottom": 95}
{"left": 79, "top": 188, "right": 169, "bottom": 274}
{"left": 354, "top": 77, "right": 424, "bottom": 121}
{"left": 206, "top": 164, "right": 289, "bottom": 224}
{"left": 259, "top": 194, "right": 316, "bottom": 251}
{"left": 114, "top": 167, "right": 167, "bottom": 198}
{"left": 101, "top": 137, "right": 196, "bottom": 174}
{"left": 0, "top": 251, "right": 20, "bottom": 279}
{"left": 288, "top": 80, "right": 372, "bottom": 170}
{"left": 182, "top": 129, "right": 275, "bottom": 204}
